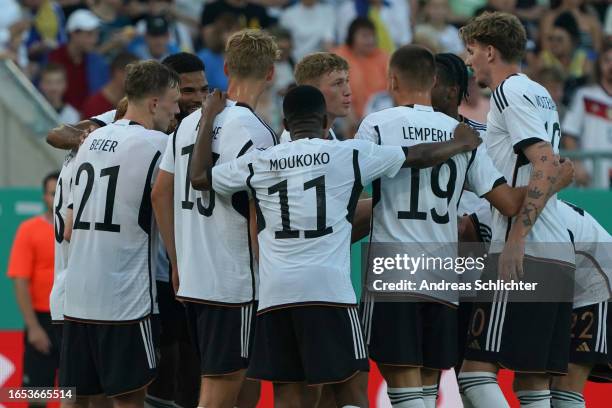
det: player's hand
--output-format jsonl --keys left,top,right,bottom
{"left": 498, "top": 237, "right": 525, "bottom": 281}
{"left": 557, "top": 157, "right": 574, "bottom": 191}
{"left": 202, "top": 89, "right": 227, "bottom": 120}
{"left": 452, "top": 123, "right": 482, "bottom": 151}
{"left": 28, "top": 324, "right": 51, "bottom": 354}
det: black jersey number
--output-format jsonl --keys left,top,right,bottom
{"left": 180, "top": 144, "right": 219, "bottom": 217}
{"left": 397, "top": 159, "right": 457, "bottom": 224}
{"left": 73, "top": 163, "right": 121, "bottom": 232}
{"left": 544, "top": 121, "right": 561, "bottom": 150}
{"left": 268, "top": 175, "right": 333, "bottom": 239}
{"left": 54, "top": 178, "right": 64, "bottom": 243}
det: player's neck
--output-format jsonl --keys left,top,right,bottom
{"left": 325, "top": 114, "right": 337, "bottom": 135}
{"left": 393, "top": 90, "right": 432, "bottom": 108}
{"left": 489, "top": 64, "right": 520, "bottom": 90}
{"left": 123, "top": 106, "right": 154, "bottom": 130}
{"left": 227, "top": 79, "right": 266, "bottom": 110}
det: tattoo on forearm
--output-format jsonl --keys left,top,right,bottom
{"left": 540, "top": 155, "right": 547, "bottom": 162}
{"left": 527, "top": 188, "right": 544, "bottom": 199}
{"left": 531, "top": 170, "right": 544, "bottom": 180}
{"left": 520, "top": 203, "right": 539, "bottom": 228}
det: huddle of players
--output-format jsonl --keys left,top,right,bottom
{"left": 46, "top": 11, "right": 611, "bottom": 408}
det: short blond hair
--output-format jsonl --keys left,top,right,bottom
{"left": 460, "top": 12, "right": 527, "bottom": 63}
{"left": 294, "top": 52, "right": 349, "bottom": 85}
{"left": 225, "top": 29, "right": 279, "bottom": 79}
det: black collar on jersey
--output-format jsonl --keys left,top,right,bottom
{"left": 235, "top": 101, "right": 254, "bottom": 111}
{"left": 129, "top": 120, "right": 143, "bottom": 126}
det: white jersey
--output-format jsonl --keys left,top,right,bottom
{"left": 159, "top": 101, "right": 277, "bottom": 304}
{"left": 558, "top": 201, "right": 612, "bottom": 308}
{"left": 63, "top": 119, "right": 166, "bottom": 322}
{"left": 50, "top": 153, "right": 76, "bottom": 321}
{"left": 90, "top": 110, "right": 117, "bottom": 126}
{"left": 279, "top": 128, "right": 337, "bottom": 143}
{"left": 356, "top": 105, "right": 504, "bottom": 244}
{"left": 485, "top": 73, "right": 574, "bottom": 264}
{"left": 212, "top": 138, "right": 405, "bottom": 312}
{"left": 458, "top": 191, "right": 493, "bottom": 243}
{"left": 562, "top": 84, "right": 612, "bottom": 188}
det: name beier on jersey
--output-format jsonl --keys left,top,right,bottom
{"left": 403, "top": 126, "right": 453, "bottom": 142}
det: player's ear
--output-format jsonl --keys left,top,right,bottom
{"left": 486, "top": 45, "right": 495, "bottom": 63}
{"left": 149, "top": 97, "right": 159, "bottom": 114}
{"left": 266, "top": 64, "right": 275, "bottom": 82}
{"left": 223, "top": 62, "right": 229, "bottom": 77}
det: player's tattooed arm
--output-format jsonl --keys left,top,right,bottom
{"left": 46, "top": 120, "right": 98, "bottom": 150}
{"left": 403, "top": 123, "right": 482, "bottom": 168}
{"left": 190, "top": 90, "right": 227, "bottom": 190}
{"left": 499, "top": 141, "right": 572, "bottom": 280}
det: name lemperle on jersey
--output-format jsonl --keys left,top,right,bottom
{"left": 403, "top": 126, "right": 453, "bottom": 142}
{"left": 534, "top": 95, "right": 556, "bottom": 111}
{"left": 270, "top": 152, "right": 330, "bottom": 171}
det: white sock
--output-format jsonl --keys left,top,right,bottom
{"left": 145, "top": 395, "right": 175, "bottom": 408}
{"left": 516, "top": 390, "right": 551, "bottom": 407}
{"left": 460, "top": 390, "right": 475, "bottom": 408}
{"left": 387, "top": 387, "right": 425, "bottom": 407}
{"left": 551, "top": 390, "right": 585, "bottom": 408}
{"left": 457, "top": 372, "right": 510, "bottom": 408}
{"left": 422, "top": 384, "right": 438, "bottom": 408}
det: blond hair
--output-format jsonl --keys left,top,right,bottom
{"left": 294, "top": 52, "right": 349, "bottom": 85}
{"left": 225, "top": 29, "right": 279, "bottom": 79}
{"left": 460, "top": 12, "right": 527, "bottom": 63}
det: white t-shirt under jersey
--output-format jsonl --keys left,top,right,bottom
{"left": 559, "top": 201, "right": 612, "bottom": 308}
{"left": 63, "top": 119, "right": 166, "bottom": 322}
{"left": 485, "top": 73, "right": 574, "bottom": 265}
{"left": 212, "top": 138, "right": 405, "bottom": 313}
{"left": 50, "top": 153, "right": 75, "bottom": 321}
{"left": 159, "top": 101, "right": 277, "bottom": 305}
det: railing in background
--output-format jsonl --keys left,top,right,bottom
{"left": 560, "top": 149, "right": 612, "bottom": 189}
{"left": 0, "top": 59, "right": 63, "bottom": 186}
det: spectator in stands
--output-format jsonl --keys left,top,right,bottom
{"left": 448, "top": 0, "right": 486, "bottom": 23}
{"left": 23, "top": 0, "right": 67, "bottom": 65}
{"left": 562, "top": 41, "right": 612, "bottom": 188}
{"left": 128, "top": 15, "right": 179, "bottom": 61}
{"left": 474, "top": 0, "right": 517, "bottom": 16}
{"left": 336, "top": 0, "right": 412, "bottom": 53}
{"left": 279, "top": 0, "right": 335, "bottom": 61}
{"left": 81, "top": 52, "right": 139, "bottom": 119}
{"left": 200, "top": 0, "right": 275, "bottom": 43}
{"left": 48, "top": 9, "right": 109, "bottom": 112}
{"left": 414, "top": 0, "right": 465, "bottom": 55}
{"left": 7, "top": 171, "right": 60, "bottom": 399}
{"left": 540, "top": 0, "right": 603, "bottom": 54}
{"left": 535, "top": 66, "right": 566, "bottom": 120}
{"left": 0, "top": 0, "right": 30, "bottom": 66}
{"left": 539, "top": 11, "right": 592, "bottom": 105}
{"left": 39, "top": 63, "right": 80, "bottom": 124}
{"left": 89, "top": 0, "right": 136, "bottom": 56}
{"left": 197, "top": 12, "right": 240, "bottom": 91}
{"left": 148, "top": 0, "right": 195, "bottom": 53}
{"left": 333, "top": 17, "right": 389, "bottom": 120}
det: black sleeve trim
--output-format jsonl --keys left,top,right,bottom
{"left": 237, "top": 140, "right": 254, "bottom": 158}
{"left": 89, "top": 118, "right": 107, "bottom": 128}
{"left": 513, "top": 137, "right": 544, "bottom": 154}
{"left": 481, "top": 176, "right": 507, "bottom": 197}
{"left": 138, "top": 151, "right": 161, "bottom": 234}
{"left": 246, "top": 163, "right": 265, "bottom": 233}
{"left": 67, "top": 204, "right": 73, "bottom": 209}
{"left": 346, "top": 149, "right": 364, "bottom": 223}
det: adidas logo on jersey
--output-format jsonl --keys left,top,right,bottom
{"left": 468, "top": 339, "right": 481, "bottom": 350}
{"left": 577, "top": 342, "right": 591, "bottom": 352}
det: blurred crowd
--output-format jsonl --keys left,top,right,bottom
{"left": 0, "top": 0, "right": 611, "bottom": 180}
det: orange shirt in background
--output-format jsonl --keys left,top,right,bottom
{"left": 7, "top": 216, "right": 55, "bottom": 312}
{"left": 333, "top": 45, "right": 390, "bottom": 119}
